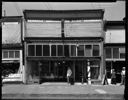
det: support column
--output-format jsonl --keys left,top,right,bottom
{"left": 87, "top": 59, "right": 91, "bottom": 85}
{"left": 20, "top": 50, "right": 23, "bottom": 82}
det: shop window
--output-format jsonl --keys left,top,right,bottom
{"left": 120, "top": 48, "right": 125, "bottom": 59}
{"left": 36, "top": 45, "right": 42, "bottom": 56}
{"left": 105, "top": 48, "right": 112, "bottom": 58}
{"left": 93, "top": 45, "right": 99, "bottom": 56}
{"left": 57, "top": 45, "right": 63, "bottom": 56}
{"left": 3, "top": 51, "right": 8, "bottom": 58}
{"left": 113, "top": 48, "right": 119, "bottom": 58}
{"left": 77, "top": 45, "right": 84, "bottom": 56}
{"left": 64, "top": 45, "right": 69, "bottom": 57}
{"left": 85, "top": 45, "right": 92, "bottom": 57}
{"left": 28, "top": 45, "right": 35, "bottom": 56}
{"left": 51, "top": 45, "right": 56, "bottom": 56}
{"left": 9, "top": 51, "right": 14, "bottom": 58}
{"left": 90, "top": 60, "right": 100, "bottom": 79}
{"left": 15, "top": 51, "right": 20, "bottom": 58}
{"left": 43, "top": 45, "right": 50, "bottom": 56}
{"left": 71, "top": 45, "right": 76, "bottom": 56}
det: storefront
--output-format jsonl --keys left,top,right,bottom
{"left": 23, "top": 9, "right": 105, "bottom": 84}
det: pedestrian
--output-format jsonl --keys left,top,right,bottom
{"left": 67, "top": 67, "right": 72, "bottom": 84}
{"left": 121, "top": 67, "right": 125, "bottom": 85}
{"left": 111, "top": 69, "right": 116, "bottom": 85}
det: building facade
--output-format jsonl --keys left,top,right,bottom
{"left": 104, "top": 21, "right": 125, "bottom": 83}
{"left": 2, "top": 16, "right": 24, "bottom": 82}
{"left": 23, "top": 10, "right": 105, "bottom": 84}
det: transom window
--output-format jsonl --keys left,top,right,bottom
{"left": 27, "top": 44, "right": 100, "bottom": 57}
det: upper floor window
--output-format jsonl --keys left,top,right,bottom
{"left": 119, "top": 48, "right": 125, "bottom": 58}
{"left": 2, "top": 50, "right": 20, "bottom": 59}
{"left": 106, "top": 48, "right": 112, "bottom": 58}
{"left": 113, "top": 48, "right": 119, "bottom": 58}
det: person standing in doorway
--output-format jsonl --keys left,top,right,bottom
{"left": 121, "top": 67, "right": 125, "bottom": 85}
{"left": 111, "top": 69, "right": 116, "bottom": 85}
{"left": 67, "top": 67, "right": 72, "bottom": 84}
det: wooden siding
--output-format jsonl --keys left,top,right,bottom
{"left": 65, "top": 21, "right": 103, "bottom": 37}
{"left": 105, "top": 29, "right": 125, "bottom": 43}
{"left": 26, "top": 22, "right": 61, "bottom": 37}
{"left": 2, "top": 23, "right": 21, "bottom": 44}
{"left": 26, "top": 21, "right": 103, "bottom": 38}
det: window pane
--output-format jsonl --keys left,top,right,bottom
{"left": 77, "top": 45, "right": 84, "bottom": 56}
{"left": 36, "top": 45, "right": 42, "bottom": 56}
{"left": 15, "top": 51, "right": 20, "bottom": 58}
{"left": 120, "top": 48, "right": 125, "bottom": 58}
{"left": 9, "top": 51, "right": 14, "bottom": 58}
{"left": 113, "top": 48, "right": 119, "bottom": 58}
{"left": 3, "top": 51, "right": 8, "bottom": 58}
{"left": 106, "top": 48, "right": 112, "bottom": 58}
{"left": 71, "top": 45, "right": 76, "bottom": 56}
{"left": 43, "top": 45, "right": 50, "bottom": 56}
{"left": 57, "top": 45, "right": 63, "bottom": 56}
{"left": 64, "top": 45, "right": 69, "bottom": 57}
{"left": 85, "top": 45, "right": 92, "bottom": 57}
{"left": 28, "top": 45, "right": 35, "bottom": 56}
{"left": 51, "top": 45, "right": 56, "bottom": 56}
{"left": 93, "top": 45, "right": 99, "bottom": 56}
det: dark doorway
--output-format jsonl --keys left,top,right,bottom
{"left": 75, "top": 61, "right": 87, "bottom": 83}
{"left": 113, "top": 61, "right": 125, "bottom": 83}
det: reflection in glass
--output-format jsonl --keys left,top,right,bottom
{"left": 43, "top": 45, "right": 50, "bottom": 56}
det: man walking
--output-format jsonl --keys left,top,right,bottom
{"left": 121, "top": 67, "right": 125, "bottom": 85}
{"left": 67, "top": 67, "right": 72, "bottom": 84}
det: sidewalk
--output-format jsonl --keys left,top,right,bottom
{"left": 2, "top": 82, "right": 125, "bottom": 100}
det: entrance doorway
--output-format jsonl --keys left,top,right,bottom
{"left": 75, "top": 61, "right": 87, "bottom": 83}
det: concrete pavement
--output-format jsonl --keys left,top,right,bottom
{"left": 2, "top": 82, "right": 125, "bottom": 100}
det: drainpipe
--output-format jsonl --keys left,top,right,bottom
{"left": 87, "top": 59, "right": 91, "bottom": 85}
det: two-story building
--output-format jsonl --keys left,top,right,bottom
{"left": 23, "top": 9, "right": 105, "bottom": 84}
{"left": 2, "top": 16, "right": 24, "bottom": 82}
{"left": 104, "top": 21, "right": 125, "bottom": 83}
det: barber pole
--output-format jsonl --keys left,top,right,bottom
{"left": 87, "top": 59, "right": 91, "bottom": 84}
